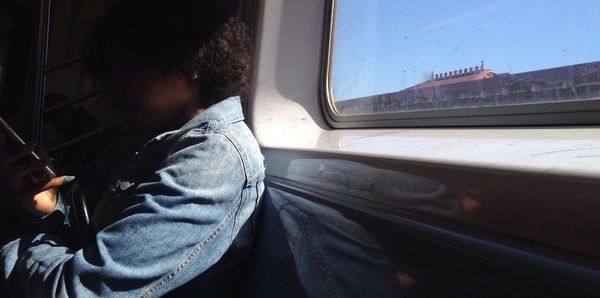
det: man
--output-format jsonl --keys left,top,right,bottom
{"left": 0, "top": 0, "right": 264, "bottom": 296}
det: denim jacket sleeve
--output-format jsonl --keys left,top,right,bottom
{"left": 1, "top": 129, "right": 259, "bottom": 297}
{"left": 23, "top": 193, "right": 70, "bottom": 230}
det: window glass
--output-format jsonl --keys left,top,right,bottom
{"left": 329, "top": 0, "right": 600, "bottom": 116}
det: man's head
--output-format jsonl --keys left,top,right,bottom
{"left": 86, "top": 0, "right": 253, "bottom": 109}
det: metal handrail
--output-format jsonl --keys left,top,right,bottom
{"left": 48, "top": 120, "right": 123, "bottom": 153}
{"left": 42, "top": 88, "right": 105, "bottom": 114}
{"left": 44, "top": 54, "right": 86, "bottom": 73}
{"left": 32, "top": 0, "right": 53, "bottom": 143}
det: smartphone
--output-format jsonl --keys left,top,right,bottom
{"left": 0, "top": 116, "right": 56, "bottom": 182}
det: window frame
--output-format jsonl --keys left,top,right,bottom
{"left": 320, "top": 0, "right": 600, "bottom": 128}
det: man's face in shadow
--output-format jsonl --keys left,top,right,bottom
{"left": 107, "top": 68, "right": 202, "bottom": 132}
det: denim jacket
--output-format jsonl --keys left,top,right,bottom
{"left": 1, "top": 97, "right": 265, "bottom": 297}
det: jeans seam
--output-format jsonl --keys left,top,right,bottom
{"left": 274, "top": 202, "right": 307, "bottom": 258}
{"left": 305, "top": 218, "right": 337, "bottom": 298}
{"left": 139, "top": 204, "right": 238, "bottom": 298}
{"left": 292, "top": 212, "right": 310, "bottom": 258}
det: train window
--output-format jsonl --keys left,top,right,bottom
{"left": 324, "top": 0, "right": 600, "bottom": 127}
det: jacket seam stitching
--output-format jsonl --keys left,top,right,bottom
{"left": 140, "top": 203, "right": 238, "bottom": 297}
{"left": 218, "top": 130, "right": 254, "bottom": 187}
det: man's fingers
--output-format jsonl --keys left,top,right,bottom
{"left": 0, "top": 144, "right": 38, "bottom": 169}
{"left": 43, "top": 175, "right": 76, "bottom": 190}
{"left": 10, "top": 158, "right": 53, "bottom": 181}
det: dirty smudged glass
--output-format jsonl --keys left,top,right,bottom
{"left": 329, "top": 0, "right": 600, "bottom": 116}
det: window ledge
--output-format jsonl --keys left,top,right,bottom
{"left": 339, "top": 129, "right": 600, "bottom": 180}
{"left": 261, "top": 126, "right": 600, "bottom": 181}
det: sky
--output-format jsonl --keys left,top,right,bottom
{"left": 331, "top": 0, "right": 600, "bottom": 101}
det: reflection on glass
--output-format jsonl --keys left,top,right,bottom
{"left": 330, "top": 0, "right": 600, "bottom": 115}
{"left": 287, "top": 159, "right": 476, "bottom": 220}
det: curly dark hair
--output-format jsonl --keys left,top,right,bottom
{"left": 85, "top": 0, "right": 253, "bottom": 104}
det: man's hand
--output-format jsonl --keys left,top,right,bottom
{"left": 0, "top": 129, "right": 74, "bottom": 218}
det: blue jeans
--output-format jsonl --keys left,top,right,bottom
{"left": 245, "top": 185, "right": 402, "bottom": 297}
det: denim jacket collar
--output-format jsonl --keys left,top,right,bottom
{"left": 147, "top": 96, "right": 245, "bottom": 145}
{"left": 180, "top": 96, "right": 245, "bottom": 131}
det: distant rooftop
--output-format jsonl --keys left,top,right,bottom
{"left": 335, "top": 60, "right": 600, "bottom": 115}
{"left": 415, "top": 61, "right": 495, "bottom": 89}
